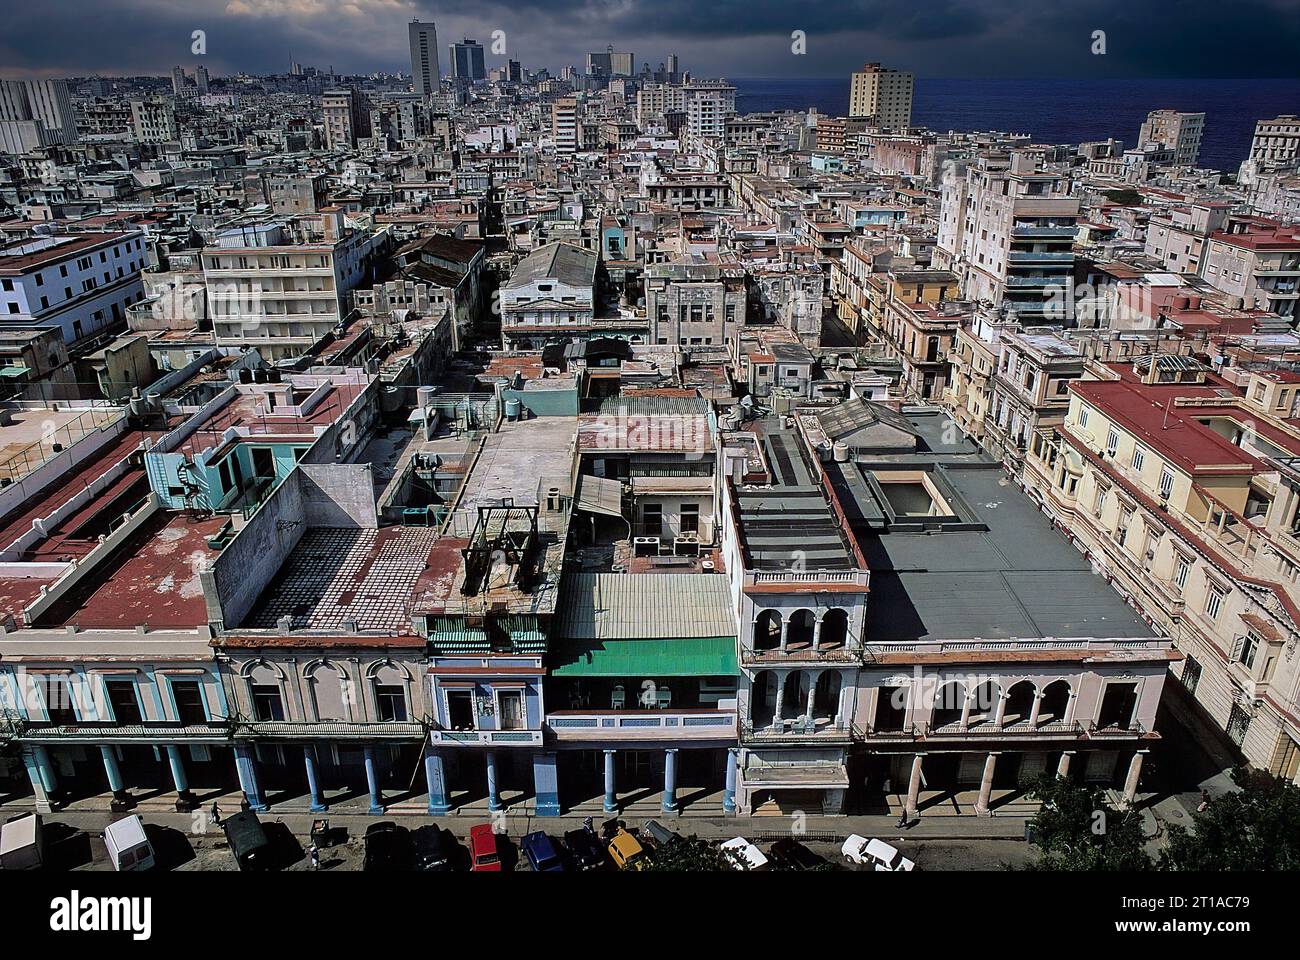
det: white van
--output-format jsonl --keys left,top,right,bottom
{"left": 842, "top": 834, "right": 915, "bottom": 872}
{"left": 0, "top": 813, "right": 43, "bottom": 870}
{"left": 104, "top": 815, "right": 155, "bottom": 872}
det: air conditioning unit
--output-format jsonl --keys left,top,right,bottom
{"left": 633, "top": 536, "right": 660, "bottom": 557}
{"left": 674, "top": 534, "right": 701, "bottom": 557}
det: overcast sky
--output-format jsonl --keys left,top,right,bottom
{"left": 2, "top": 0, "right": 1299, "bottom": 80}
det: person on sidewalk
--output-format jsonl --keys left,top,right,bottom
{"left": 209, "top": 801, "right": 222, "bottom": 826}
{"left": 308, "top": 843, "right": 320, "bottom": 870}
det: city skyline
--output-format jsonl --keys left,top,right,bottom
{"left": 2, "top": 0, "right": 1300, "bottom": 80}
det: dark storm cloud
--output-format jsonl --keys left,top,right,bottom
{"left": 0, "top": 0, "right": 1297, "bottom": 79}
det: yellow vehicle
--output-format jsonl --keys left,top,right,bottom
{"left": 607, "top": 828, "right": 648, "bottom": 871}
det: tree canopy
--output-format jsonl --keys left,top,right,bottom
{"left": 1022, "top": 769, "right": 1300, "bottom": 871}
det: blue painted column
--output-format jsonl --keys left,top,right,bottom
{"left": 603, "top": 749, "right": 617, "bottom": 813}
{"left": 21, "top": 746, "right": 57, "bottom": 812}
{"left": 303, "top": 745, "right": 327, "bottom": 813}
{"left": 165, "top": 745, "right": 196, "bottom": 811}
{"left": 662, "top": 748, "right": 679, "bottom": 815}
{"left": 234, "top": 744, "right": 268, "bottom": 812}
{"left": 100, "top": 745, "right": 132, "bottom": 810}
{"left": 723, "top": 747, "right": 738, "bottom": 814}
{"left": 425, "top": 750, "right": 449, "bottom": 816}
{"left": 363, "top": 745, "right": 384, "bottom": 815}
{"left": 166, "top": 746, "right": 189, "bottom": 793}
{"left": 532, "top": 751, "right": 560, "bottom": 817}
{"left": 485, "top": 750, "right": 502, "bottom": 812}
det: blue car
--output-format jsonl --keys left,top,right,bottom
{"left": 521, "top": 831, "right": 565, "bottom": 872}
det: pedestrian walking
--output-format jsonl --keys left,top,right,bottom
{"left": 309, "top": 842, "right": 320, "bottom": 870}
{"left": 1197, "top": 788, "right": 1211, "bottom": 813}
{"left": 209, "top": 801, "right": 222, "bottom": 826}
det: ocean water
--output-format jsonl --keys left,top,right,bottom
{"left": 733, "top": 77, "right": 1300, "bottom": 172}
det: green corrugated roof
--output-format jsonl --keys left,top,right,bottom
{"left": 550, "top": 635, "right": 738, "bottom": 677}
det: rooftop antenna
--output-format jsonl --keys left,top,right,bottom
{"left": 1162, "top": 396, "right": 1172, "bottom": 430}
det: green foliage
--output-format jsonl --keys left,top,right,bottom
{"left": 1103, "top": 189, "right": 1143, "bottom": 206}
{"left": 1020, "top": 769, "right": 1300, "bottom": 872}
{"left": 642, "top": 835, "right": 735, "bottom": 872}
{"left": 1159, "top": 768, "right": 1300, "bottom": 871}
{"left": 1021, "top": 773, "right": 1153, "bottom": 871}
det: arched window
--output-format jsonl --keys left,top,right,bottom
{"left": 307, "top": 661, "right": 348, "bottom": 721}
{"left": 753, "top": 610, "right": 782, "bottom": 651}
{"left": 819, "top": 609, "right": 850, "bottom": 648}
{"left": 786, "top": 609, "right": 816, "bottom": 649}
{"left": 1039, "top": 680, "right": 1072, "bottom": 725}
{"left": 931, "top": 680, "right": 966, "bottom": 729}
{"left": 967, "top": 680, "right": 1001, "bottom": 727}
{"left": 1003, "top": 681, "right": 1037, "bottom": 727}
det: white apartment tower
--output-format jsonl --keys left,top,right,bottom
{"left": 0, "top": 79, "right": 77, "bottom": 144}
{"left": 1138, "top": 108, "right": 1205, "bottom": 167}
{"left": 848, "top": 63, "right": 913, "bottom": 132}
{"left": 936, "top": 152, "right": 1080, "bottom": 323}
{"left": 552, "top": 97, "right": 578, "bottom": 154}
{"left": 409, "top": 19, "right": 440, "bottom": 96}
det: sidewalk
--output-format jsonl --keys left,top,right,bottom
{"left": 26, "top": 799, "right": 1033, "bottom": 842}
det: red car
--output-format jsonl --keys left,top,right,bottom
{"left": 469, "top": 824, "right": 502, "bottom": 872}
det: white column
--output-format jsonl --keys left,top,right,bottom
{"left": 1028, "top": 691, "right": 1044, "bottom": 728}
{"left": 1122, "top": 751, "right": 1146, "bottom": 808}
{"left": 993, "top": 691, "right": 1009, "bottom": 729}
{"left": 772, "top": 673, "right": 785, "bottom": 728}
{"left": 804, "top": 673, "right": 816, "bottom": 722}
{"left": 812, "top": 616, "right": 823, "bottom": 651}
{"left": 974, "top": 752, "right": 998, "bottom": 816}
{"left": 1056, "top": 750, "right": 1074, "bottom": 779}
{"left": 778, "top": 614, "right": 789, "bottom": 653}
{"left": 904, "top": 754, "right": 924, "bottom": 820}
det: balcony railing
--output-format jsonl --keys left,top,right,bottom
{"left": 1085, "top": 720, "right": 1147, "bottom": 738}
{"left": 918, "top": 720, "right": 1085, "bottom": 739}
{"left": 17, "top": 719, "right": 234, "bottom": 743}
{"left": 741, "top": 719, "right": 859, "bottom": 744}
{"left": 548, "top": 709, "right": 737, "bottom": 741}
{"left": 742, "top": 644, "right": 864, "bottom": 664}
{"left": 428, "top": 721, "right": 543, "bottom": 746}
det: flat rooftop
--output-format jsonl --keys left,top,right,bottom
{"left": 32, "top": 511, "right": 230, "bottom": 630}
{"left": 828, "top": 408, "right": 1155, "bottom": 642}
{"left": 0, "top": 405, "right": 123, "bottom": 486}
{"left": 734, "top": 421, "right": 856, "bottom": 573}
{"left": 243, "top": 526, "right": 438, "bottom": 633}
{"left": 451, "top": 416, "right": 576, "bottom": 521}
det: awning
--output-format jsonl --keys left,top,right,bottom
{"left": 576, "top": 474, "right": 624, "bottom": 518}
{"left": 429, "top": 617, "right": 488, "bottom": 651}
{"left": 0, "top": 365, "right": 30, "bottom": 378}
{"left": 550, "top": 635, "right": 738, "bottom": 677}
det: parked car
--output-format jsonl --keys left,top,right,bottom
{"left": 841, "top": 834, "right": 914, "bottom": 871}
{"left": 607, "top": 827, "right": 648, "bottom": 871}
{"left": 223, "top": 810, "right": 272, "bottom": 871}
{"left": 768, "top": 837, "right": 830, "bottom": 871}
{"left": 0, "top": 813, "right": 42, "bottom": 870}
{"left": 521, "top": 831, "right": 566, "bottom": 872}
{"left": 640, "top": 818, "right": 681, "bottom": 848}
{"left": 104, "top": 815, "right": 155, "bottom": 872}
{"left": 562, "top": 828, "right": 608, "bottom": 870}
{"left": 412, "top": 825, "right": 455, "bottom": 872}
{"left": 468, "top": 823, "right": 502, "bottom": 872}
{"left": 362, "top": 822, "right": 413, "bottom": 872}
{"left": 720, "top": 836, "right": 769, "bottom": 871}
